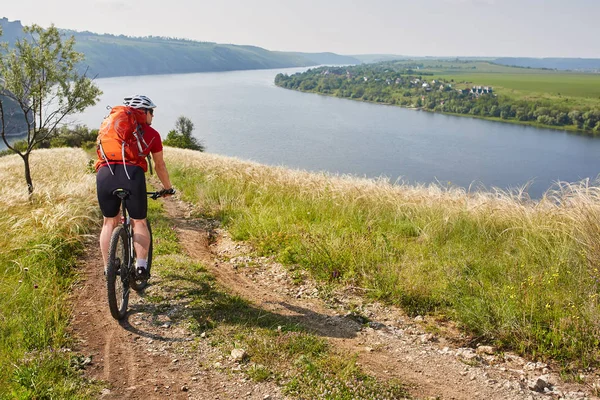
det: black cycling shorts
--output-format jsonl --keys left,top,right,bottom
{"left": 96, "top": 164, "right": 147, "bottom": 219}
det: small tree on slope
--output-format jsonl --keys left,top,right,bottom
{"left": 163, "top": 115, "right": 205, "bottom": 152}
{"left": 0, "top": 24, "right": 101, "bottom": 194}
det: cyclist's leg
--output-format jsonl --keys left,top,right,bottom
{"left": 131, "top": 218, "right": 150, "bottom": 260}
{"left": 96, "top": 166, "right": 123, "bottom": 267}
{"left": 126, "top": 166, "right": 151, "bottom": 271}
{"left": 100, "top": 216, "right": 120, "bottom": 266}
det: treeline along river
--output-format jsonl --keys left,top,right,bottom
{"left": 4, "top": 67, "right": 600, "bottom": 199}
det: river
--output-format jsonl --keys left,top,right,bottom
{"left": 4, "top": 67, "right": 600, "bottom": 198}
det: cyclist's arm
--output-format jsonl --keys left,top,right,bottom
{"left": 152, "top": 150, "right": 173, "bottom": 191}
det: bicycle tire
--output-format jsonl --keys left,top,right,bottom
{"left": 107, "top": 225, "right": 130, "bottom": 320}
{"left": 130, "top": 220, "right": 152, "bottom": 292}
{"left": 148, "top": 220, "right": 153, "bottom": 274}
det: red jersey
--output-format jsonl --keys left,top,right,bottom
{"left": 95, "top": 123, "right": 163, "bottom": 173}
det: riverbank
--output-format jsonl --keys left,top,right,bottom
{"left": 275, "top": 62, "right": 600, "bottom": 137}
{"left": 432, "top": 109, "right": 585, "bottom": 135}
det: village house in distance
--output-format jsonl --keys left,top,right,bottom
{"left": 322, "top": 68, "right": 494, "bottom": 98}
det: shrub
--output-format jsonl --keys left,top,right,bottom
{"left": 163, "top": 116, "right": 205, "bottom": 151}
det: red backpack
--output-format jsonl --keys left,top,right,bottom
{"left": 96, "top": 106, "right": 150, "bottom": 177}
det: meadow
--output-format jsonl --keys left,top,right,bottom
{"left": 444, "top": 72, "right": 600, "bottom": 99}
{"left": 404, "top": 60, "right": 600, "bottom": 108}
{"left": 166, "top": 147, "right": 600, "bottom": 370}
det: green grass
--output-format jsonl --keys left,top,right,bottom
{"left": 442, "top": 73, "right": 600, "bottom": 98}
{"left": 0, "top": 149, "right": 100, "bottom": 399}
{"left": 0, "top": 235, "right": 92, "bottom": 399}
{"left": 408, "top": 60, "right": 600, "bottom": 108}
{"left": 166, "top": 148, "right": 600, "bottom": 371}
{"left": 436, "top": 72, "right": 600, "bottom": 111}
{"left": 146, "top": 184, "right": 410, "bottom": 399}
{"left": 147, "top": 197, "right": 181, "bottom": 256}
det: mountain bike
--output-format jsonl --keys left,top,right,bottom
{"left": 106, "top": 188, "right": 173, "bottom": 320}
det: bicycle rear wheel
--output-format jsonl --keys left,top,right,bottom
{"left": 106, "top": 225, "right": 130, "bottom": 320}
{"left": 130, "top": 220, "right": 152, "bottom": 292}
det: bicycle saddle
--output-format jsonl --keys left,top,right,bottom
{"left": 112, "top": 189, "right": 131, "bottom": 199}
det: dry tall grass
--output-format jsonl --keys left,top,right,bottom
{"left": 165, "top": 147, "right": 600, "bottom": 237}
{"left": 0, "top": 148, "right": 98, "bottom": 398}
{"left": 0, "top": 148, "right": 97, "bottom": 249}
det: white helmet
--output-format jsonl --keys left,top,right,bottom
{"left": 123, "top": 95, "right": 157, "bottom": 109}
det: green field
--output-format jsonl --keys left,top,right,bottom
{"left": 400, "top": 60, "right": 600, "bottom": 107}
{"left": 447, "top": 72, "right": 600, "bottom": 95}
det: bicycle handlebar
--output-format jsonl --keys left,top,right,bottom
{"left": 147, "top": 188, "right": 176, "bottom": 200}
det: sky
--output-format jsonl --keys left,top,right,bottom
{"left": 2, "top": 0, "right": 599, "bottom": 58}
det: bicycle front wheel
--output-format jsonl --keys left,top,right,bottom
{"left": 106, "top": 225, "right": 130, "bottom": 320}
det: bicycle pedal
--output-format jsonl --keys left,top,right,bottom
{"left": 136, "top": 266, "right": 149, "bottom": 280}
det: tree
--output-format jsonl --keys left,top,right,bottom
{"left": 568, "top": 110, "right": 583, "bottom": 128}
{"left": 582, "top": 110, "right": 600, "bottom": 131}
{"left": 0, "top": 24, "right": 101, "bottom": 194}
{"left": 163, "top": 115, "right": 205, "bottom": 151}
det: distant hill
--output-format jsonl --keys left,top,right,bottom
{"left": 70, "top": 32, "right": 315, "bottom": 77}
{"left": 350, "top": 55, "right": 500, "bottom": 64}
{"left": 283, "top": 52, "right": 360, "bottom": 66}
{"left": 0, "top": 18, "right": 359, "bottom": 78}
{"left": 351, "top": 54, "right": 409, "bottom": 63}
{"left": 0, "top": 94, "right": 28, "bottom": 136}
{"left": 0, "top": 17, "right": 22, "bottom": 46}
{"left": 493, "top": 57, "right": 600, "bottom": 72}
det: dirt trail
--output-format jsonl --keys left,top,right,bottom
{"left": 72, "top": 195, "right": 598, "bottom": 400}
{"left": 70, "top": 221, "right": 283, "bottom": 399}
{"left": 71, "top": 237, "right": 237, "bottom": 399}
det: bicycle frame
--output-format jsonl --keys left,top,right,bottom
{"left": 113, "top": 190, "right": 135, "bottom": 289}
{"left": 115, "top": 190, "right": 162, "bottom": 282}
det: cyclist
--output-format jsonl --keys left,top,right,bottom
{"left": 95, "top": 94, "right": 174, "bottom": 279}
